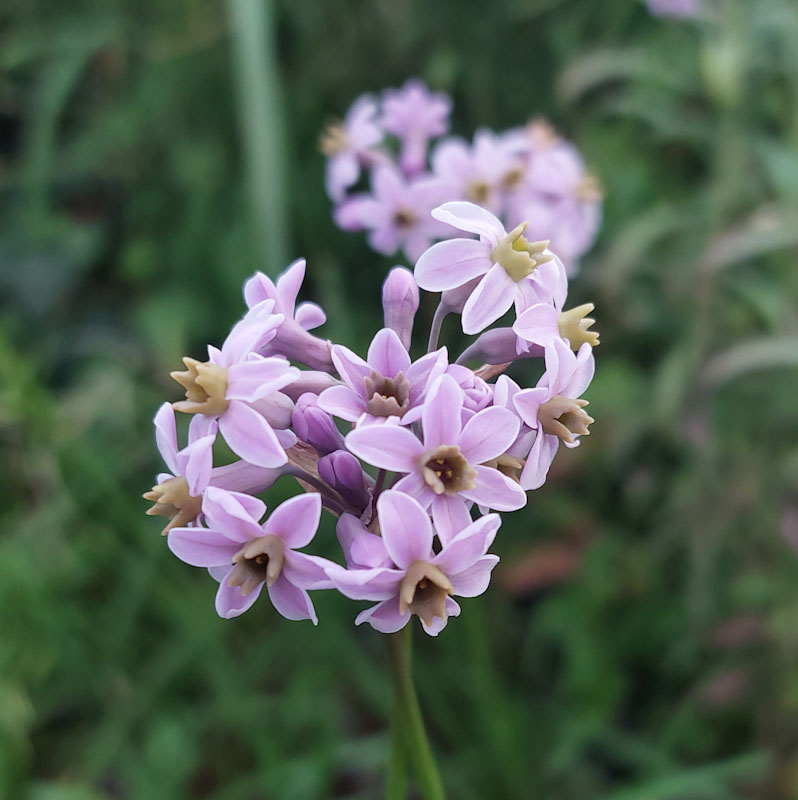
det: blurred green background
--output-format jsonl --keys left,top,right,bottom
{"left": 2, "top": 1, "right": 798, "bottom": 798}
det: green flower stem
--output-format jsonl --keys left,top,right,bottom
{"left": 384, "top": 627, "right": 447, "bottom": 800}
{"left": 386, "top": 692, "right": 408, "bottom": 800}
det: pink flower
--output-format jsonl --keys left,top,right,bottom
{"left": 168, "top": 488, "right": 331, "bottom": 620}
{"left": 345, "top": 374, "right": 525, "bottom": 542}
{"left": 335, "top": 165, "right": 449, "bottom": 262}
{"left": 171, "top": 300, "right": 300, "bottom": 468}
{"left": 512, "top": 339, "right": 595, "bottom": 490}
{"left": 414, "top": 201, "right": 565, "bottom": 334}
{"left": 646, "top": 0, "right": 699, "bottom": 18}
{"left": 381, "top": 79, "right": 451, "bottom": 176}
{"left": 144, "top": 403, "right": 217, "bottom": 534}
{"left": 318, "top": 327, "right": 447, "bottom": 426}
{"left": 430, "top": 131, "right": 523, "bottom": 216}
{"left": 327, "top": 491, "right": 500, "bottom": 636}
{"left": 321, "top": 95, "right": 384, "bottom": 202}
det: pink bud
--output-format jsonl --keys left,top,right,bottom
{"left": 382, "top": 267, "right": 419, "bottom": 350}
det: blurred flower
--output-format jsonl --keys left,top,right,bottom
{"left": 646, "top": 0, "right": 700, "bottom": 19}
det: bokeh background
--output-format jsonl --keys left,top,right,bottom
{"left": 3, "top": 1, "right": 798, "bottom": 798}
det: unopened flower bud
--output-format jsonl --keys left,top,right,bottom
{"left": 456, "top": 328, "right": 543, "bottom": 366}
{"left": 318, "top": 450, "right": 370, "bottom": 512}
{"left": 292, "top": 393, "right": 345, "bottom": 455}
{"left": 382, "top": 267, "right": 419, "bottom": 350}
{"left": 558, "top": 303, "right": 599, "bottom": 350}
{"left": 280, "top": 371, "right": 339, "bottom": 402}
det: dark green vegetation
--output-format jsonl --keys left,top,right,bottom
{"left": 2, "top": 1, "right": 798, "bottom": 798}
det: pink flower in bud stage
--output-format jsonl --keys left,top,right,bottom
{"left": 414, "top": 201, "right": 567, "bottom": 334}
{"left": 336, "top": 513, "right": 393, "bottom": 569}
{"left": 381, "top": 266, "right": 419, "bottom": 351}
{"left": 171, "top": 299, "right": 300, "bottom": 469}
{"left": 318, "top": 327, "right": 447, "bottom": 427}
{"left": 381, "top": 79, "right": 452, "bottom": 177}
{"left": 513, "top": 339, "right": 595, "bottom": 490}
{"left": 345, "top": 374, "right": 525, "bottom": 543}
{"left": 168, "top": 488, "right": 331, "bottom": 620}
{"left": 326, "top": 491, "right": 500, "bottom": 636}
{"left": 321, "top": 95, "right": 384, "bottom": 202}
{"left": 335, "top": 165, "right": 450, "bottom": 262}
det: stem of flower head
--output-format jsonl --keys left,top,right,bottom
{"left": 427, "top": 302, "right": 447, "bottom": 353}
{"left": 384, "top": 627, "right": 447, "bottom": 800}
{"left": 386, "top": 694, "right": 409, "bottom": 800}
{"left": 283, "top": 466, "right": 348, "bottom": 516}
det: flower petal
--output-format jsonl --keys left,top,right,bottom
{"left": 180, "top": 433, "right": 215, "bottom": 496}
{"left": 331, "top": 345, "right": 372, "bottom": 397}
{"left": 295, "top": 302, "right": 326, "bottom": 331}
{"left": 420, "top": 597, "right": 460, "bottom": 636}
{"left": 220, "top": 401, "right": 287, "bottom": 468}
{"left": 519, "top": 432, "right": 559, "bottom": 490}
{"left": 275, "top": 259, "right": 306, "bottom": 315}
{"left": 460, "top": 264, "right": 516, "bottom": 335}
{"left": 447, "top": 555, "right": 499, "bottom": 597}
{"left": 512, "top": 387, "right": 549, "bottom": 430}
{"left": 226, "top": 357, "right": 298, "bottom": 402}
{"left": 215, "top": 569, "right": 263, "bottom": 618}
{"left": 154, "top": 403, "right": 179, "bottom": 475}
{"left": 393, "top": 471, "right": 437, "bottom": 507}
{"left": 561, "top": 342, "right": 595, "bottom": 399}
{"left": 377, "top": 490, "right": 434, "bottom": 568}
{"left": 264, "top": 493, "right": 321, "bottom": 549}
{"left": 512, "top": 303, "right": 560, "bottom": 348}
{"left": 431, "top": 201, "right": 505, "bottom": 245}
{"left": 326, "top": 564, "right": 403, "bottom": 601}
{"left": 433, "top": 513, "right": 500, "bottom": 575}
{"left": 431, "top": 494, "right": 473, "bottom": 546}
{"left": 267, "top": 574, "right": 317, "bottom": 623}
{"left": 367, "top": 328, "right": 411, "bottom": 377}
{"left": 355, "top": 598, "right": 410, "bottom": 633}
{"left": 201, "top": 486, "right": 265, "bottom": 541}
{"left": 457, "top": 406, "right": 519, "bottom": 465}
{"left": 414, "top": 238, "right": 491, "bottom": 292}
{"left": 168, "top": 527, "right": 239, "bottom": 567}
{"left": 336, "top": 514, "right": 391, "bottom": 568}
{"left": 345, "top": 423, "right": 423, "bottom": 472}
{"left": 422, "top": 374, "right": 464, "bottom": 448}
{"left": 461, "top": 466, "right": 527, "bottom": 511}
{"left": 317, "top": 385, "right": 367, "bottom": 422}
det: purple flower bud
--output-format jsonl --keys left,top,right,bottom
{"left": 381, "top": 267, "right": 419, "bottom": 350}
{"left": 265, "top": 324, "right": 335, "bottom": 372}
{"left": 318, "top": 450, "right": 370, "bottom": 512}
{"left": 456, "top": 328, "right": 543, "bottom": 366}
{"left": 292, "top": 393, "right": 345, "bottom": 456}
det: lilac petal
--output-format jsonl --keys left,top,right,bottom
{"left": 373, "top": 165, "right": 406, "bottom": 204}
{"left": 215, "top": 569, "right": 264, "bottom": 618}
{"left": 461, "top": 465, "right": 527, "bottom": 511}
{"left": 422, "top": 374, "right": 464, "bottom": 448}
{"left": 367, "top": 328, "right": 411, "bottom": 377}
{"left": 208, "top": 564, "right": 230, "bottom": 582}
{"left": 317, "top": 385, "right": 367, "bottom": 422}
{"left": 533, "top": 256, "right": 568, "bottom": 309}
{"left": 561, "top": 343, "right": 595, "bottom": 399}
{"left": 180, "top": 433, "right": 215, "bottom": 496}
{"left": 513, "top": 387, "right": 549, "bottom": 430}
{"left": 404, "top": 230, "right": 434, "bottom": 263}
{"left": 335, "top": 194, "right": 383, "bottom": 230}
{"left": 326, "top": 564, "right": 403, "bottom": 601}
{"left": 168, "top": 527, "right": 240, "bottom": 567}
{"left": 267, "top": 573, "right": 317, "bottom": 623}
{"left": 543, "top": 338, "right": 570, "bottom": 395}
{"left": 295, "top": 302, "right": 326, "bottom": 331}
{"left": 513, "top": 303, "right": 560, "bottom": 348}
{"left": 243, "top": 271, "right": 277, "bottom": 309}
{"left": 226, "top": 357, "right": 298, "bottom": 402}
{"left": 520, "top": 432, "right": 559, "bottom": 491}
{"left": 420, "top": 597, "right": 460, "bottom": 636}
{"left": 461, "top": 264, "right": 516, "bottom": 335}
{"left": 448, "top": 555, "right": 500, "bottom": 597}
{"left": 220, "top": 401, "right": 287, "bottom": 468}
{"left": 433, "top": 513, "right": 500, "bottom": 575}
{"left": 414, "top": 238, "right": 491, "bottom": 292}
{"left": 201, "top": 486, "right": 264, "bottom": 541}
{"left": 355, "top": 598, "right": 410, "bottom": 633}
{"left": 188, "top": 413, "right": 218, "bottom": 441}
{"left": 336, "top": 514, "right": 391, "bottom": 568}
{"left": 431, "top": 494, "right": 473, "bottom": 546}
{"left": 222, "top": 300, "right": 282, "bottom": 364}
{"left": 275, "top": 428, "right": 297, "bottom": 449}
{"left": 283, "top": 551, "right": 334, "bottom": 590}
{"left": 457, "top": 406, "right": 520, "bottom": 465}
{"left": 154, "top": 403, "right": 179, "bottom": 475}
{"left": 326, "top": 152, "right": 360, "bottom": 202}
{"left": 431, "top": 202, "right": 505, "bottom": 245}
{"left": 345, "top": 424, "right": 423, "bottom": 472}
{"left": 393, "top": 471, "right": 437, "bottom": 507}
{"left": 377, "top": 490, "right": 434, "bottom": 568}
{"left": 368, "top": 225, "right": 401, "bottom": 256}
{"left": 276, "top": 259, "right": 306, "bottom": 315}
{"left": 264, "top": 493, "right": 321, "bottom": 549}
{"left": 331, "top": 345, "right": 372, "bottom": 397}
{"left": 406, "top": 348, "right": 448, "bottom": 405}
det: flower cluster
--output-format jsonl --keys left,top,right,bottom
{"left": 145, "top": 196, "right": 598, "bottom": 636}
{"left": 321, "top": 79, "right": 602, "bottom": 273}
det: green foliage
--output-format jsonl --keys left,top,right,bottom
{"left": 1, "top": 0, "right": 797, "bottom": 797}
